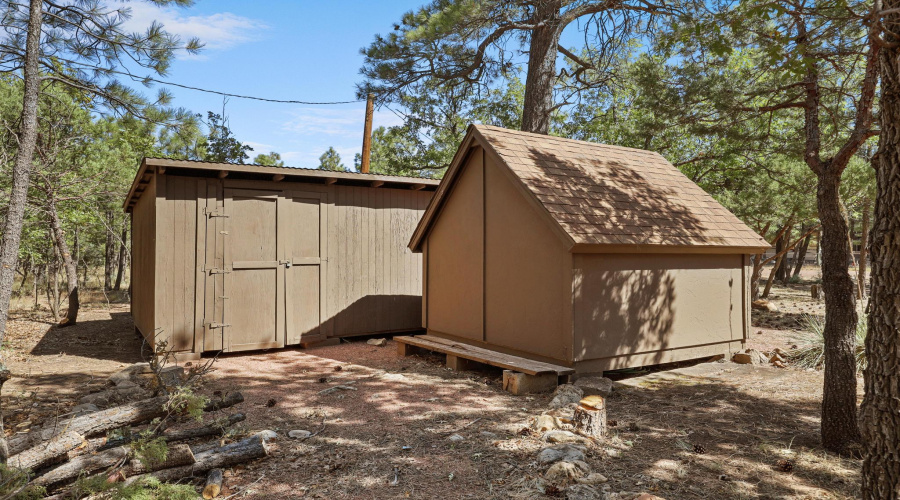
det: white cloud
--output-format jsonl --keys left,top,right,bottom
{"left": 116, "top": 2, "right": 268, "bottom": 55}
{"left": 282, "top": 107, "right": 404, "bottom": 137}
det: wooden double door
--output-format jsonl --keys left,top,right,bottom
{"left": 204, "top": 188, "right": 327, "bottom": 352}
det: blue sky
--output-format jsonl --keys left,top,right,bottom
{"left": 120, "top": 0, "right": 414, "bottom": 168}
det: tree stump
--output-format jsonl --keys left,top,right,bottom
{"left": 573, "top": 396, "right": 606, "bottom": 438}
{"left": 811, "top": 284, "right": 819, "bottom": 299}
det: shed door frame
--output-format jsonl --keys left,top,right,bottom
{"left": 281, "top": 190, "right": 328, "bottom": 344}
{"left": 221, "top": 188, "right": 285, "bottom": 352}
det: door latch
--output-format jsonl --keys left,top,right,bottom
{"left": 207, "top": 322, "right": 230, "bottom": 329}
{"left": 280, "top": 260, "right": 292, "bottom": 269}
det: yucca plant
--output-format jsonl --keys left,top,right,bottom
{"left": 789, "top": 312, "right": 867, "bottom": 372}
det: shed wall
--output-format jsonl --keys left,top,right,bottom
{"left": 483, "top": 151, "right": 572, "bottom": 362}
{"left": 327, "top": 184, "right": 431, "bottom": 336}
{"left": 154, "top": 174, "right": 202, "bottom": 352}
{"left": 425, "top": 148, "right": 484, "bottom": 341}
{"left": 572, "top": 253, "right": 746, "bottom": 371}
{"left": 139, "top": 173, "right": 431, "bottom": 354}
{"left": 131, "top": 175, "right": 156, "bottom": 343}
{"left": 423, "top": 147, "right": 573, "bottom": 363}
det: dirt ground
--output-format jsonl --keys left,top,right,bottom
{"left": 2, "top": 274, "right": 864, "bottom": 499}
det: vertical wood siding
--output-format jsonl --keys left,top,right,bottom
{"left": 154, "top": 175, "right": 200, "bottom": 353}
{"left": 131, "top": 175, "right": 156, "bottom": 342}
{"left": 325, "top": 184, "right": 430, "bottom": 337}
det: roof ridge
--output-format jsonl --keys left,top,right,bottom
{"left": 472, "top": 124, "right": 664, "bottom": 156}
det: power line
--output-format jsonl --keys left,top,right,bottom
{"left": 145, "top": 76, "right": 363, "bottom": 105}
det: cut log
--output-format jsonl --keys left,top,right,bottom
{"left": 162, "top": 413, "right": 246, "bottom": 443}
{"left": 8, "top": 431, "right": 85, "bottom": 471}
{"left": 31, "top": 446, "right": 129, "bottom": 488}
{"left": 572, "top": 396, "right": 607, "bottom": 439}
{"left": 126, "top": 443, "right": 195, "bottom": 475}
{"left": 9, "top": 396, "right": 168, "bottom": 456}
{"left": 203, "top": 468, "right": 224, "bottom": 499}
{"left": 125, "top": 431, "right": 272, "bottom": 485}
{"left": 203, "top": 392, "right": 244, "bottom": 412}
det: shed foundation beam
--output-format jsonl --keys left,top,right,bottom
{"left": 299, "top": 338, "right": 340, "bottom": 349}
{"left": 446, "top": 354, "right": 476, "bottom": 372}
{"left": 502, "top": 370, "right": 558, "bottom": 395}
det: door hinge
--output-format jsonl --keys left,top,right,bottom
{"left": 204, "top": 208, "right": 229, "bottom": 218}
{"left": 207, "top": 268, "right": 231, "bottom": 275}
{"left": 207, "top": 322, "right": 230, "bottom": 329}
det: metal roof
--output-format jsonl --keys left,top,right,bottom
{"left": 124, "top": 157, "right": 440, "bottom": 212}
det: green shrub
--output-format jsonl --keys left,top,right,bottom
{"left": 790, "top": 313, "right": 867, "bottom": 372}
{"left": 70, "top": 475, "right": 199, "bottom": 499}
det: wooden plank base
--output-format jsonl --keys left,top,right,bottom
{"left": 446, "top": 354, "right": 477, "bottom": 372}
{"left": 502, "top": 370, "right": 559, "bottom": 395}
{"left": 395, "top": 334, "right": 573, "bottom": 376}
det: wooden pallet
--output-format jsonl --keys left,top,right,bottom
{"left": 395, "top": 334, "right": 574, "bottom": 376}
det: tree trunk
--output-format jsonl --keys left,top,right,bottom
{"left": 857, "top": 197, "right": 870, "bottom": 300}
{"left": 750, "top": 254, "right": 763, "bottom": 301}
{"left": 46, "top": 256, "right": 59, "bottom": 321}
{"left": 203, "top": 469, "right": 224, "bottom": 499}
{"left": 761, "top": 250, "right": 784, "bottom": 299}
{"left": 32, "top": 262, "right": 40, "bottom": 310}
{"left": 860, "top": 25, "right": 900, "bottom": 497}
{"left": 48, "top": 198, "right": 79, "bottom": 327}
{"left": 817, "top": 169, "right": 861, "bottom": 453}
{"left": 104, "top": 210, "right": 116, "bottom": 290}
{"left": 114, "top": 224, "right": 127, "bottom": 291}
{"left": 775, "top": 226, "right": 790, "bottom": 282}
{"left": 126, "top": 443, "right": 196, "bottom": 475}
{"left": 0, "top": 6, "right": 43, "bottom": 448}
{"left": 792, "top": 230, "right": 814, "bottom": 278}
{"left": 520, "top": 0, "right": 562, "bottom": 135}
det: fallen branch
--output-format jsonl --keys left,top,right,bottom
{"left": 161, "top": 413, "right": 246, "bottom": 443}
{"left": 9, "top": 397, "right": 169, "bottom": 456}
{"left": 8, "top": 431, "right": 84, "bottom": 471}
{"left": 202, "top": 468, "right": 223, "bottom": 499}
{"left": 31, "top": 446, "right": 129, "bottom": 488}
{"left": 125, "top": 443, "right": 196, "bottom": 475}
{"left": 204, "top": 393, "right": 244, "bottom": 412}
{"left": 124, "top": 431, "right": 273, "bottom": 485}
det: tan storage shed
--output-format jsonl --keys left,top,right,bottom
{"left": 409, "top": 125, "right": 770, "bottom": 374}
{"left": 125, "top": 158, "right": 438, "bottom": 359}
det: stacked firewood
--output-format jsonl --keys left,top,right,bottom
{"left": 7, "top": 390, "right": 271, "bottom": 499}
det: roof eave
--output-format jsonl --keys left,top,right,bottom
{"left": 569, "top": 243, "right": 771, "bottom": 255}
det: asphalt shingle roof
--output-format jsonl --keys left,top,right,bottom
{"left": 474, "top": 124, "right": 768, "bottom": 249}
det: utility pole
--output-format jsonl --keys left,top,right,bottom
{"left": 360, "top": 93, "right": 375, "bottom": 173}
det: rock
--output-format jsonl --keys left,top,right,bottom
{"left": 158, "top": 365, "right": 185, "bottom": 387}
{"left": 114, "top": 379, "right": 139, "bottom": 390}
{"left": 751, "top": 299, "right": 779, "bottom": 312}
{"left": 732, "top": 349, "right": 768, "bottom": 365}
{"left": 543, "top": 430, "right": 587, "bottom": 444}
{"left": 566, "top": 484, "right": 605, "bottom": 500}
{"left": 633, "top": 494, "right": 666, "bottom": 500}
{"left": 70, "top": 403, "right": 99, "bottom": 417}
{"left": 576, "top": 473, "right": 609, "bottom": 485}
{"left": 769, "top": 351, "right": 786, "bottom": 364}
{"left": 574, "top": 376, "right": 613, "bottom": 398}
{"left": 537, "top": 444, "right": 586, "bottom": 464}
{"left": 288, "top": 430, "right": 312, "bottom": 439}
{"left": 533, "top": 415, "right": 563, "bottom": 432}
{"left": 549, "top": 384, "right": 583, "bottom": 409}
{"left": 367, "top": 338, "right": 387, "bottom": 347}
{"left": 732, "top": 353, "right": 752, "bottom": 364}
{"left": 79, "top": 385, "right": 150, "bottom": 406}
{"left": 448, "top": 433, "right": 465, "bottom": 442}
{"left": 108, "top": 362, "right": 152, "bottom": 385}
{"left": 479, "top": 431, "right": 498, "bottom": 439}
{"left": 544, "top": 460, "right": 590, "bottom": 482}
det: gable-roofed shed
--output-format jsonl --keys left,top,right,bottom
{"left": 126, "top": 158, "right": 438, "bottom": 359}
{"left": 409, "top": 125, "right": 769, "bottom": 373}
